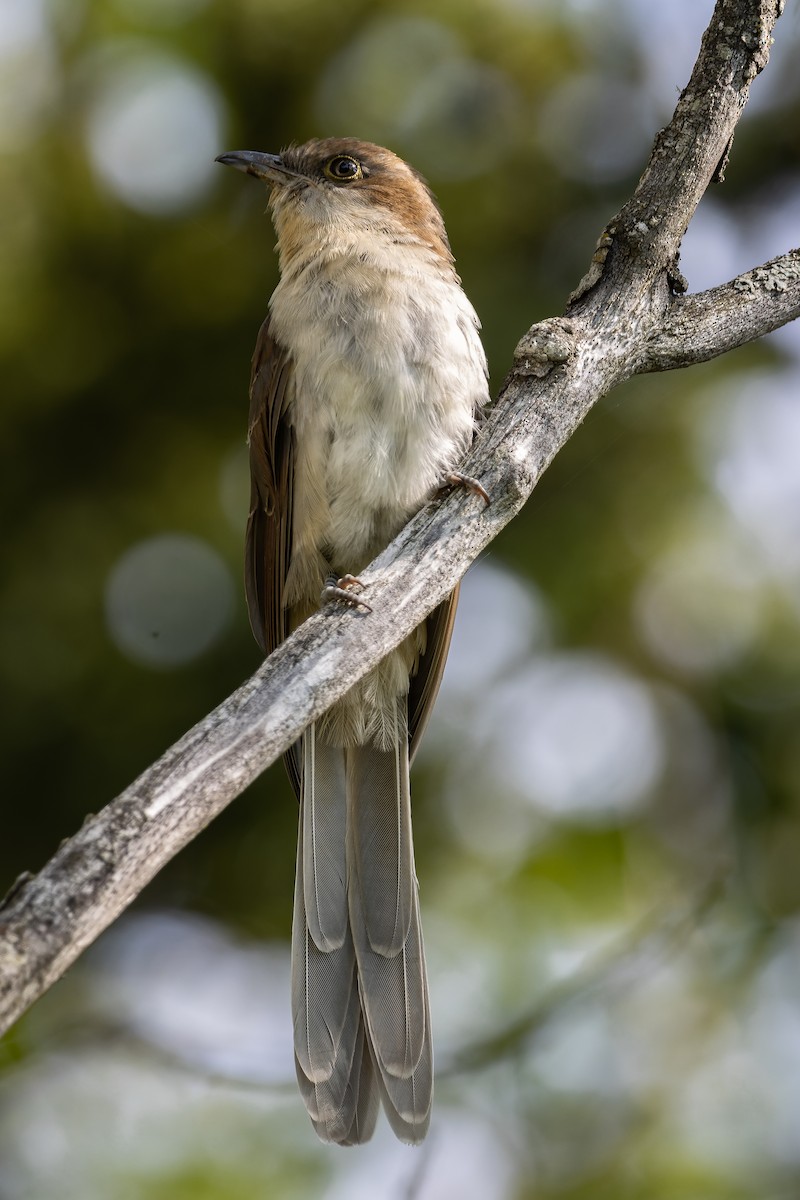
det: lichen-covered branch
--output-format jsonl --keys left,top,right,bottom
{"left": 0, "top": 0, "right": 794, "bottom": 1037}
{"left": 608, "top": 0, "right": 782, "bottom": 276}
{"left": 641, "top": 249, "right": 800, "bottom": 370}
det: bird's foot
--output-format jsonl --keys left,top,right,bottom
{"left": 438, "top": 471, "right": 491, "bottom": 506}
{"left": 321, "top": 573, "right": 372, "bottom": 612}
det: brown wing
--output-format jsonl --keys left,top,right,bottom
{"left": 245, "top": 315, "right": 458, "bottom": 779}
{"left": 408, "top": 586, "right": 460, "bottom": 765}
{"left": 244, "top": 316, "right": 301, "bottom": 795}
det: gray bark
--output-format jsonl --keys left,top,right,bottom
{"left": 1, "top": 0, "right": 797, "bottom": 1036}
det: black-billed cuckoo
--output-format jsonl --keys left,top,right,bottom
{"left": 217, "top": 138, "right": 489, "bottom": 1145}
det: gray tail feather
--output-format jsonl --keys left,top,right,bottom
{"left": 291, "top": 711, "right": 432, "bottom": 1145}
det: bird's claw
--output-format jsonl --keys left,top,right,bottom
{"left": 321, "top": 573, "right": 372, "bottom": 612}
{"left": 439, "top": 471, "right": 490, "bottom": 506}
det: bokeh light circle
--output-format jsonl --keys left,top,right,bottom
{"left": 85, "top": 49, "right": 224, "bottom": 214}
{"left": 105, "top": 533, "right": 234, "bottom": 667}
{"left": 490, "top": 654, "right": 665, "bottom": 821}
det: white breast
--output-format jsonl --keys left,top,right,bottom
{"left": 270, "top": 233, "right": 488, "bottom": 578}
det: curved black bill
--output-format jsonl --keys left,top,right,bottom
{"left": 214, "top": 151, "right": 295, "bottom": 184}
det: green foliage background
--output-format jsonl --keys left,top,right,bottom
{"left": 1, "top": 0, "right": 799, "bottom": 1196}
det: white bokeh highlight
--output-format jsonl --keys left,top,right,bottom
{"left": 680, "top": 196, "right": 750, "bottom": 291}
{"left": 323, "top": 1107, "right": 517, "bottom": 1200}
{"left": 487, "top": 654, "right": 665, "bottom": 820}
{"left": 436, "top": 560, "right": 552, "bottom": 701}
{"left": 434, "top": 566, "right": 665, "bottom": 857}
{"left": 105, "top": 533, "right": 234, "bottom": 667}
{"left": 88, "top": 911, "right": 293, "bottom": 1083}
{"left": 85, "top": 49, "right": 224, "bottom": 214}
{"left": 0, "top": 0, "right": 48, "bottom": 55}
{"left": 704, "top": 372, "right": 800, "bottom": 577}
{"left": 0, "top": 0, "right": 57, "bottom": 149}
{"left": 633, "top": 514, "right": 767, "bottom": 676}
{"left": 431, "top": 562, "right": 554, "bottom": 864}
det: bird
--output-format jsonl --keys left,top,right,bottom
{"left": 216, "top": 138, "right": 489, "bottom": 1145}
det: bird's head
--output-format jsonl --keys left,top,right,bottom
{"left": 216, "top": 137, "right": 453, "bottom": 268}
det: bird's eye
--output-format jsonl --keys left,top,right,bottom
{"left": 323, "top": 155, "right": 363, "bottom": 183}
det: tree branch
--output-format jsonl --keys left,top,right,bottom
{"left": 641, "top": 249, "right": 800, "bottom": 370}
{"left": 0, "top": 0, "right": 794, "bottom": 1037}
{"left": 611, "top": 0, "right": 779, "bottom": 269}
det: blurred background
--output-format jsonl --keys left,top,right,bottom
{"left": 1, "top": 0, "right": 800, "bottom": 1195}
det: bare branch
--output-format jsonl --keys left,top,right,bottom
{"left": 641, "top": 249, "right": 800, "bottom": 370}
{"left": 1, "top": 0, "right": 794, "bottom": 1037}
{"left": 609, "top": 0, "right": 780, "bottom": 274}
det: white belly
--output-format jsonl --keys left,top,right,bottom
{"left": 271, "top": 239, "right": 488, "bottom": 585}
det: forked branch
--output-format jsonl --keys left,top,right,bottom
{"left": 0, "top": 0, "right": 795, "bottom": 1036}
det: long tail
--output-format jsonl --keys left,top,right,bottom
{"left": 291, "top": 710, "right": 432, "bottom": 1144}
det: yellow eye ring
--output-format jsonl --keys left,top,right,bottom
{"left": 323, "top": 155, "right": 363, "bottom": 183}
